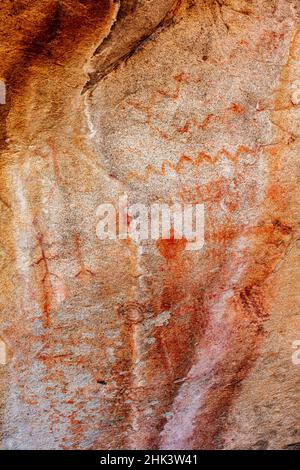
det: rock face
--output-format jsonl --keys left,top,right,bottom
{"left": 0, "top": 0, "right": 299, "bottom": 450}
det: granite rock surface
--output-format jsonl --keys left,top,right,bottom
{"left": 0, "top": 0, "right": 299, "bottom": 449}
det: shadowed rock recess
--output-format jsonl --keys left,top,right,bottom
{"left": 0, "top": 0, "right": 299, "bottom": 450}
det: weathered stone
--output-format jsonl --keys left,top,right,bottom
{"left": 0, "top": 0, "right": 299, "bottom": 450}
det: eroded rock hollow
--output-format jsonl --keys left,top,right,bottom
{"left": 0, "top": 0, "right": 299, "bottom": 449}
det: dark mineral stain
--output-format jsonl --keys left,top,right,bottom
{"left": 97, "top": 379, "right": 107, "bottom": 385}
{"left": 283, "top": 442, "right": 300, "bottom": 450}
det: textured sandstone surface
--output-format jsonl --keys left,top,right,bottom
{"left": 0, "top": 0, "right": 299, "bottom": 450}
